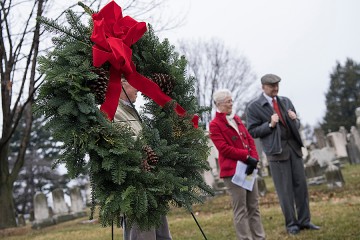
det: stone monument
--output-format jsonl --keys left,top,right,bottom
{"left": 31, "top": 192, "right": 55, "bottom": 229}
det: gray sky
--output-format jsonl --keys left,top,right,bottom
{"left": 2, "top": 0, "right": 357, "bottom": 132}
{"left": 148, "top": 0, "right": 360, "bottom": 127}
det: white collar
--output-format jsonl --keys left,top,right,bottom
{"left": 263, "top": 92, "right": 275, "bottom": 106}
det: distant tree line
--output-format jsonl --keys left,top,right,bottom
{"left": 321, "top": 58, "right": 360, "bottom": 133}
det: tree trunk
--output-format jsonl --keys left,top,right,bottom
{"left": 0, "top": 185, "right": 16, "bottom": 229}
{"left": 0, "top": 117, "right": 17, "bottom": 229}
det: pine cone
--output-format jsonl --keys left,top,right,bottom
{"left": 150, "top": 73, "right": 174, "bottom": 95}
{"left": 142, "top": 145, "right": 159, "bottom": 165}
{"left": 87, "top": 68, "right": 109, "bottom": 104}
{"left": 141, "top": 159, "right": 151, "bottom": 172}
{"left": 172, "top": 125, "right": 183, "bottom": 138}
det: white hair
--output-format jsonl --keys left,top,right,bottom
{"left": 213, "top": 89, "right": 232, "bottom": 104}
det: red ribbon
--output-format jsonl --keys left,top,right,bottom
{"left": 91, "top": 1, "right": 198, "bottom": 128}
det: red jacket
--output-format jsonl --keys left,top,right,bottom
{"left": 209, "top": 112, "right": 259, "bottom": 178}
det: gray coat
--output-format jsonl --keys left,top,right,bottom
{"left": 246, "top": 94, "right": 303, "bottom": 160}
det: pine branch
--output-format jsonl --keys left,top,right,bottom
{"left": 66, "top": 10, "right": 92, "bottom": 45}
{"left": 78, "top": 1, "right": 96, "bottom": 16}
{"left": 37, "top": 15, "right": 91, "bottom": 47}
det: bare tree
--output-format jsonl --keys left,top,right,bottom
{"left": 178, "top": 38, "right": 259, "bottom": 126}
{"left": 0, "top": 0, "right": 183, "bottom": 229}
{"left": 0, "top": 0, "right": 47, "bottom": 229}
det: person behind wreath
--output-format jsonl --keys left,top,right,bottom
{"left": 209, "top": 89, "right": 266, "bottom": 240}
{"left": 245, "top": 74, "right": 320, "bottom": 235}
{"left": 114, "top": 78, "right": 172, "bottom": 240}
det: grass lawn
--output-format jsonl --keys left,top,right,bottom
{"left": 1, "top": 163, "right": 360, "bottom": 239}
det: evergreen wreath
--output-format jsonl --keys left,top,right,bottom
{"left": 36, "top": 2, "right": 213, "bottom": 230}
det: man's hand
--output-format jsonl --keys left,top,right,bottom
{"left": 287, "top": 110, "right": 297, "bottom": 120}
{"left": 245, "top": 156, "right": 258, "bottom": 175}
{"left": 270, "top": 113, "right": 279, "bottom": 127}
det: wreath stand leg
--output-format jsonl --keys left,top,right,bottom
{"left": 111, "top": 220, "right": 114, "bottom": 240}
{"left": 190, "top": 211, "right": 208, "bottom": 240}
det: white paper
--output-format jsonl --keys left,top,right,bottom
{"left": 231, "top": 161, "right": 258, "bottom": 191}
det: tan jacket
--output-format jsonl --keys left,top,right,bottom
{"left": 114, "top": 100, "right": 142, "bottom": 137}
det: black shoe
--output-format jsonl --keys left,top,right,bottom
{"left": 287, "top": 227, "right": 300, "bottom": 235}
{"left": 300, "top": 223, "right": 320, "bottom": 230}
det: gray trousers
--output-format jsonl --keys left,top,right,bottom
{"left": 123, "top": 215, "right": 172, "bottom": 240}
{"left": 269, "top": 148, "right": 311, "bottom": 231}
{"left": 223, "top": 177, "right": 266, "bottom": 240}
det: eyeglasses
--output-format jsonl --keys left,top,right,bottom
{"left": 264, "top": 83, "right": 279, "bottom": 88}
{"left": 220, "top": 99, "right": 233, "bottom": 104}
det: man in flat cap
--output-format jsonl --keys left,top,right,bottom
{"left": 245, "top": 74, "right": 320, "bottom": 235}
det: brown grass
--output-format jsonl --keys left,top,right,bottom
{"left": 1, "top": 163, "right": 360, "bottom": 239}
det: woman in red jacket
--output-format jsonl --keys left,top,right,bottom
{"left": 209, "top": 89, "right": 265, "bottom": 240}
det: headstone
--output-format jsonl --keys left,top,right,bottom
{"left": 326, "top": 132, "right": 348, "bottom": 163}
{"left": 338, "top": 126, "right": 348, "bottom": 142}
{"left": 203, "top": 138, "right": 222, "bottom": 194}
{"left": 84, "top": 183, "right": 92, "bottom": 207}
{"left": 306, "top": 147, "right": 336, "bottom": 167}
{"left": 254, "top": 138, "right": 269, "bottom": 177}
{"left": 17, "top": 214, "right": 26, "bottom": 227}
{"left": 70, "top": 187, "right": 87, "bottom": 218}
{"left": 346, "top": 126, "right": 360, "bottom": 164}
{"left": 29, "top": 209, "right": 34, "bottom": 222}
{"left": 325, "top": 164, "right": 345, "bottom": 189}
{"left": 33, "top": 192, "right": 50, "bottom": 221}
{"left": 314, "top": 128, "right": 327, "bottom": 148}
{"left": 304, "top": 162, "right": 326, "bottom": 185}
{"left": 304, "top": 147, "right": 337, "bottom": 185}
{"left": 70, "top": 187, "right": 83, "bottom": 212}
{"left": 48, "top": 206, "right": 54, "bottom": 217}
{"left": 257, "top": 175, "right": 267, "bottom": 197}
{"left": 52, "top": 188, "right": 74, "bottom": 223}
{"left": 350, "top": 126, "right": 360, "bottom": 150}
{"left": 204, "top": 137, "right": 228, "bottom": 195}
{"left": 355, "top": 107, "right": 360, "bottom": 129}
{"left": 305, "top": 162, "right": 323, "bottom": 178}
{"left": 52, "top": 188, "right": 69, "bottom": 215}
{"left": 32, "top": 192, "right": 55, "bottom": 229}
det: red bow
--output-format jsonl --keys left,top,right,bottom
{"left": 91, "top": 1, "right": 198, "bottom": 128}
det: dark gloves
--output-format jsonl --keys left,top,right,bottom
{"left": 245, "top": 156, "right": 258, "bottom": 175}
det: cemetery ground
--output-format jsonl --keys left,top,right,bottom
{"left": 1, "top": 163, "right": 360, "bottom": 240}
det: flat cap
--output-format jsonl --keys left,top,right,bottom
{"left": 261, "top": 74, "right": 281, "bottom": 84}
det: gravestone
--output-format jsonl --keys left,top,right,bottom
{"left": 29, "top": 209, "right": 34, "bottom": 222}
{"left": 314, "top": 128, "right": 327, "bottom": 148}
{"left": 48, "top": 206, "right": 54, "bottom": 217}
{"left": 350, "top": 126, "right": 360, "bottom": 150}
{"left": 346, "top": 126, "right": 360, "bottom": 164}
{"left": 31, "top": 192, "right": 55, "bottom": 229}
{"left": 356, "top": 107, "right": 360, "bottom": 129}
{"left": 254, "top": 138, "right": 269, "bottom": 177}
{"left": 307, "top": 147, "right": 336, "bottom": 167}
{"left": 70, "top": 187, "right": 87, "bottom": 218}
{"left": 17, "top": 214, "right": 26, "bottom": 227}
{"left": 257, "top": 175, "right": 267, "bottom": 197}
{"left": 204, "top": 137, "right": 228, "bottom": 195}
{"left": 327, "top": 131, "right": 348, "bottom": 164}
{"left": 305, "top": 147, "right": 337, "bottom": 185}
{"left": 325, "top": 164, "right": 345, "bottom": 189}
{"left": 52, "top": 188, "right": 74, "bottom": 223}
{"left": 338, "top": 126, "right": 348, "bottom": 142}
{"left": 204, "top": 138, "right": 224, "bottom": 194}
{"left": 33, "top": 192, "right": 49, "bottom": 221}
{"left": 52, "top": 188, "right": 69, "bottom": 215}
{"left": 84, "top": 183, "right": 92, "bottom": 207}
